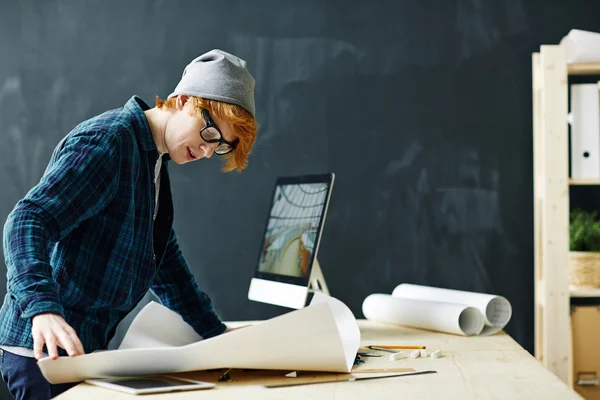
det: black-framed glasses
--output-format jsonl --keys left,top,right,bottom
{"left": 200, "top": 109, "right": 236, "bottom": 155}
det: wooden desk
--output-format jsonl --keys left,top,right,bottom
{"left": 57, "top": 320, "right": 582, "bottom": 400}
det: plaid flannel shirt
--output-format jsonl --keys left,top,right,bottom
{"left": 0, "top": 96, "right": 226, "bottom": 353}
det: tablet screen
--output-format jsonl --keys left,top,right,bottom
{"left": 109, "top": 377, "right": 197, "bottom": 389}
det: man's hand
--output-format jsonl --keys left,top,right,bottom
{"left": 31, "top": 313, "right": 85, "bottom": 360}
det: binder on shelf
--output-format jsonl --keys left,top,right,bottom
{"left": 570, "top": 83, "right": 600, "bottom": 180}
{"left": 561, "top": 29, "right": 600, "bottom": 64}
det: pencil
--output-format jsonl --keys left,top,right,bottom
{"left": 368, "top": 345, "right": 426, "bottom": 350}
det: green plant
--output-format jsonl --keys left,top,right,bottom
{"left": 570, "top": 209, "right": 600, "bottom": 252}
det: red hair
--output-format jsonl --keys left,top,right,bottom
{"left": 155, "top": 95, "right": 258, "bottom": 172}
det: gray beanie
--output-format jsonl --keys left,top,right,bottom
{"left": 168, "top": 49, "right": 255, "bottom": 117}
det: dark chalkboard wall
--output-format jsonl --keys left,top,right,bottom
{"left": 2, "top": 0, "right": 600, "bottom": 395}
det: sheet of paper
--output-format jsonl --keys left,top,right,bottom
{"left": 311, "top": 293, "right": 361, "bottom": 367}
{"left": 38, "top": 293, "right": 361, "bottom": 384}
{"left": 118, "top": 301, "right": 203, "bottom": 349}
{"left": 391, "top": 284, "right": 512, "bottom": 335}
{"left": 362, "top": 294, "right": 484, "bottom": 336}
{"left": 560, "top": 29, "right": 600, "bottom": 64}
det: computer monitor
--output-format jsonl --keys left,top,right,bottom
{"left": 248, "top": 173, "right": 335, "bottom": 309}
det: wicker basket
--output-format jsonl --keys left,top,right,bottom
{"left": 569, "top": 251, "right": 600, "bottom": 287}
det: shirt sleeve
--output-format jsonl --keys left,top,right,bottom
{"left": 150, "top": 229, "right": 227, "bottom": 339}
{"left": 3, "top": 131, "right": 121, "bottom": 320}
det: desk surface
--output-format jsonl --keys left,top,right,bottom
{"left": 57, "top": 320, "right": 582, "bottom": 400}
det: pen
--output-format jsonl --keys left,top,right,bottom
{"left": 357, "top": 352, "right": 382, "bottom": 357}
{"left": 368, "top": 345, "right": 426, "bottom": 351}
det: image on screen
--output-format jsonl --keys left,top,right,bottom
{"left": 257, "top": 183, "right": 329, "bottom": 278}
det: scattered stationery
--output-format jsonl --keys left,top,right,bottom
{"left": 389, "top": 351, "right": 408, "bottom": 361}
{"left": 368, "top": 345, "right": 426, "bottom": 350}
{"left": 431, "top": 350, "right": 442, "bottom": 359}
{"left": 357, "top": 352, "right": 381, "bottom": 357}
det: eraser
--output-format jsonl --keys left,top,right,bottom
{"left": 388, "top": 351, "right": 407, "bottom": 361}
{"left": 410, "top": 350, "right": 420, "bottom": 359}
{"left": 431, "top": 350, "right": 442, "bottom": 359}
{"left": 420, "top": 349, "right": 427, "bottom": 358}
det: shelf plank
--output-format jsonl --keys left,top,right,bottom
{"left": 568, "top": 63, "right": 600, "bottom": 75}
{"left": 569, "top": 179, "right": 600, "bottom": 185}
{"left": 570, "top": 286, "right": 600, "bottom": 298}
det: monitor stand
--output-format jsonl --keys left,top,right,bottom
{"left": 248, "top": 257, "right": 331, "bottom": 310}
{"left": 308, "top": 258, "right": 330, "bottom": 296}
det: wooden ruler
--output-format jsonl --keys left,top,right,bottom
{"left": 264, "top": 370, "right": 437, "bottom": 388}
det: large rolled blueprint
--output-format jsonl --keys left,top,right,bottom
{"left": 38, "top": 293, "right": 360, "bottom": 384}
{"left": 362, "top": 294, "right": 485, "bottom": 336}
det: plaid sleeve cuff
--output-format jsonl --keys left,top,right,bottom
{"left": 16, "top": 295, "right": 64, "bottom": 320}
{"left": 200, "top": 321, "right": 227, "bottom": 339}
{"left": 188, "top": 307, "right": 227, "bottom": 339}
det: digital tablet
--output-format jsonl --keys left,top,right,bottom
{"left": 85, "top": 375, "right": 215, "bottom": 395}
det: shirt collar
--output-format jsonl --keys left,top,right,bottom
{"left": 124, "top": 96, "right": 157, "bottom": 152}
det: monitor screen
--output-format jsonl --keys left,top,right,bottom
{"left": 258, "top": 182, "right": 329, "bottom": 278}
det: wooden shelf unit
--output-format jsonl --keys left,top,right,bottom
{"left": 569, "top": 179, "right": 600, "bottom": 185}
{"left": 568, "top": 63, "right": 600, "bottom": 75}
{"left": 570, "top": 286, "right": 600, "bottom": 298}
{"left": 533, "top": 46, "right": 600, "bottom": 387}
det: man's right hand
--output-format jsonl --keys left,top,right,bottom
{"left": 31, "top": 313, "right": 85, "bottom": 360}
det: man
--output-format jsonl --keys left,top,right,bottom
{"left": 0, "top": 49, "right": 258, "bottom": 399}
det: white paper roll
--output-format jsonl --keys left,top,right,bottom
{"left": 560, "top": 29, "right": 600, "bottom": 64}
{"left": 391, "top": 284, "right": 512, "bottom": 335}
{"left": 362, "top": 293, "right": 484, "bottom": 336}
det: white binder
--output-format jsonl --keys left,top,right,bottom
{"left": 561, "top": 29, "right": 600, "bottom": 64}
{"left": 570, "top": 83, "right": 600, "bottom": 179}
